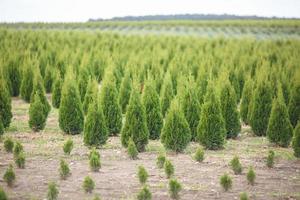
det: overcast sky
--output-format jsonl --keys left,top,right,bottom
{"left": 0, "top": 0, "right": 300, "bottom": 22}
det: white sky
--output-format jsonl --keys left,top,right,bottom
{"left": 0, "top": 0, "right": 300, "bottom": 22}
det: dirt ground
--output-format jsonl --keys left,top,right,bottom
{"left": 0, "top": 97, "right": 300, "bottom": 200}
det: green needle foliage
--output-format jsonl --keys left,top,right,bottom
{"left": 59, "top": 72, "right": 84, "bottom": 135}
{"left": 137, "top": 185, "right": 152, "bottom": 200}
{"left": 51, "top": 74, "right": 62, "bottom": 108}
{"left": 84, "top": 100, "right": 108, "bottom": 147}
{"left": 220, "top": 81, "right": 241, "bottom": 139}
{"left": 142, "top": 78, "right": 163, "bottom": 140}
{"left": 4, "top": 137, "right": 14, "bottom": 152}
{"left": 0, "top": 77, "right": 12, "bottom": 128}
{"left": 156, "top": 153, "right": 166, "bottom": 168}
{"left": 240, "top": 79, "right": 253, "bottom": 125}
{"left": 249, "top": 79, "right": 273, "bottom": 136}
{"left": 240, "top": 192, "right": 249, "bottom": 200}
{"left": 292, "top": 122, "right": 300, "bottom": 157}
{"left": 100, "top": 78, "right": 122, "bottom": 136}
{"left": 44, "top": 66, "right": 53, "bottom": 93}
{"left": 0, "top": 119, "right": 4, "bottom": 136}
{"left": 3, "top": 164, "right": 15, "bottom": 187}
{"left": 47, "top": 182, "right": 59, "bottom": 200}
{"left": 246, "top": 166, "right": 256, "bottom": 185}
{"left": 169, "top": 179, "right": 182, "bottom": 199}
{"left": 15, "top": 152, "right": 25, "bottom": 169}
{"left": 164, "top": 159, "right": 174, "bottom": 179}
{"left": 267, "top": 87, "right": 293, "bottom": 147}
{"left": 83, "top": 78, "right": 98, "bottom": 115}
{"left": 83, "top": 176, "right": 95, "bottom": 193}
{"left": 194, "top": 147, "right": 204, "bottom": 162}
{"left": 266, "top": 150, "right": 275, "bottom": 168}
{"left": 13, "top": 141, "right": 23, "bottom": 158}
{"left": 59, "top": 159, "right": 70, "bottom": 180}
{"left": 29, "top": 92, "right": 47, "bottom": 131}
{"left": 78, "top": 67, "right": 90, "bottom": 102}
{"left": 63, "top": 139, "right": 74, "bottom": 155}
{"left": 127, "top": 137, "right": 138, "bottom": 159}
{"left": 121, "top": 85, "right": 149, "bottom": 152}
{"left": 89, "top": 148, "right": 101, "bottom": 172}
{"left": 137, "top": 165, "right": 149, "bottom": 185}
{"left": 161, "top": 99, "right": 191, "bottom": 152}
{"left": 160, "top": 72, "right": 174, "bottom": 117}
{"left": 0, "top": 186, "right": 8, "bottom": 200}
{"left": 119, "top": 70, "right": 132, "bottom": 114}
{"left": 197, "top": 82, "right": 226, "bottom": 150}
{"left": 181, "top": 77, "right": 201, "bottom": 141}
{"left": 4, "top": 58, "right": 21, "bottom": 97}
{"left": 230, "top": 156, "right": 242, "bottom": 175}
{"left": 20, "top": 65, "right": 34, "bottom": 102}
{"left": 220, "top": 173, "right": 232, "bottom": 191}
{"left": 288, "top": 79, "right": 300, "bottom": 128}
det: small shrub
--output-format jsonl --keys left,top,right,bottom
{"left": 59, "top": 159, "right": 70, "bottom": 180}
{"left": 47, "top": 182, "right": 58, "bottom": 200}
{"left": 246, "top": 166, "right": 256, "bottom": 185}
{"left": 220, "top": 173, "right": 232, "bottom": 191}
{"left": 164, "top": 159, "right": 174, "bottom": 179}
{"left": 138, "top": 166, "right": 149, "bottom": 184}
{"left": 137, "top": 185, "right": 152, "bottom": 200}
{"left": 4, "top": 137, "right": 14, "bottom": 153}
{"left": 3, "top": 164, "right": 15, "bottom": 187}
{"left": 89, "top": 147, "right": 100, "bottom": 158}
{"left": 93, "top": 195, "right": 101, "bottom": 200}
{"left": 240, "top": 192, "right": 249, "bottom": 200}
{"left": 194, "top": 147, "right": 204, "bottom": 162}
{"left": 13, "top": 141, "right": 23, "bottom": 157}
{"left": 230, "top": 156, "right": 242, "bottom": 175}
{"left": 89, "top": 152, "right": 101, "bottom": 172}
{"left": 0, "top": 186, "right": 8, "bottom": 200}
{"left": 127, "top": 138, "right": 138, "bottom": 159}
{"left": 15, "top": 152, "right": 25, "bottom": 168}
{"left": 292, "top": 122, "right": 300, "bottom": 157}
{"left": 169, "top": 179, "right": 182, "bottom": 199}
{"left": 63, "top": 139, "right": 73, "bottom": 155}
{"left": 156, "top": 153, "right": 166, "bottom": 168}
{"left": 266, "top": 150, "right": 275, "bottom": 168}
{"left": 83, "top": 176, "right": 95, "bottom": 193}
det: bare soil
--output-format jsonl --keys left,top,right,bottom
{"left": 0, "top": 97, "right": 299, "bottom": 200}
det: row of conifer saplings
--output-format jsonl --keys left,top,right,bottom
{"left": 1, "top": 137, "right": 277, "bottom": 200}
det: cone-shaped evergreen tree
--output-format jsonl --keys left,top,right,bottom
{"left": 20, "top": 65, "right": 34, "bottom": 102}
{"left": 220, "top": 81, "right": 241, "bottom": 139}
{"left": 0, "top": 77, "right": 12, "bottom": 128}
{"left": 84, "top": 100, "right": 108, "bottom": 147}
{"left": 249, "top": 79, "right": 273, "bottom": 136}
{"left": 142, "top": 78, "right": 163, "bottom": 140}
{"left": 161, "top": 99, "right": 191, "bottom": 152}
{"left": 196, "top": 68, "right": 209, "bottom": 105}
{"left": 29, "top": 92, "right": 47, "bottom": 131}
{"left": 100, "top": 78, "right": 122, "bottom": 136}
{"left": 83, "top": 78, "right": 98, "bottom": 115}
{"left": 30, "top": 70, "right": 51, "bottom": 116}
{"left": 267, "top": 86, "right": 293, "bottom": 147}
{"left": 78, "top": 67, "right": 89, "bottom": 102}
{"left": 52, "top": 74, "right": 62, "bottom": 108}
{"left": 119, "top": 71, "right": 132, "bottom": 114}
{"left": 121, "top": 84, "right": 149, "bottom": 152}
{"left": 59, "top": 71, "right": 84, "bottom": 134}
{"left": 197, "top": 82, "right": 226, "bottom": 150}
{"left": 181, "top": 76, "right": 201, "bottom": 141}
{"left": 5, "top": 59, "right": 21, "bottom": 97}
{"left": 160, "top": 72, "right": 174, "bottom": 117}
{"left": 44, "top": 65, "right": 53, "bottom": 93}
{"left": 288, "top": 80, "right": 300, "bottom": 127}
{"left": 240, "top": 79, "right": 253, "bottom": 125}
{"left": 292, "top": 121, "right": 300, "bottom": 157}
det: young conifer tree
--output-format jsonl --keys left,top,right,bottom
{"left": 20, "top": 64, "right": 34, "bottom": 102}
{"left": 44, "top": 65, "right": 53, "bottom": 93}
{"left": 142, "top": 77, "right": 163, "bottom": 140}
{"left": 59, "top": 71, "right": 84, "bottom": 134}
{"left": 292, "top": 122, "right": 300, "bottom": 157}
{"left": 161, "top": 99, "right": 191, "bottom": 152}
{"left": 197, "top": 82, "right": 226, "bottom": 150}
{"left": 0, "top": 77, "right": 12, "bottom": 128}
{"left": 160, "top": 72, "right": 174, "bottom": 117}
{"left": 83, "top": 78, "right": 98, "bottom": 115}
{"left": 52, "top": 73, "right": 62, "bottom": 108}
{"left": 121, "top": 83, "right": 149, "bottom": 152}
{"left": 119, "top": 70, "right": 132, "bottom": 114}
{"left": 240, "top": 78, "right": 253, "bottom": 125}
{"left": 78, "top": 67, "right": 90, "bottom": 102}
{"left": 29, "top": 92, "right": 47, "bottom": 131}
{"left": 267, "top": 85, "right": 293, "bottom": 147}
{"left": 288, "top": 79, "right": 300, "bottom": 128}
{"left": 220, "top": 80, "right": 241, "bottom": 139}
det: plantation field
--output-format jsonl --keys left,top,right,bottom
{"left": 0, "top": 96, "right": 299, "bottom": 200}
{"left": 0, "top": 21, "right": 300, "bottom": 200}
